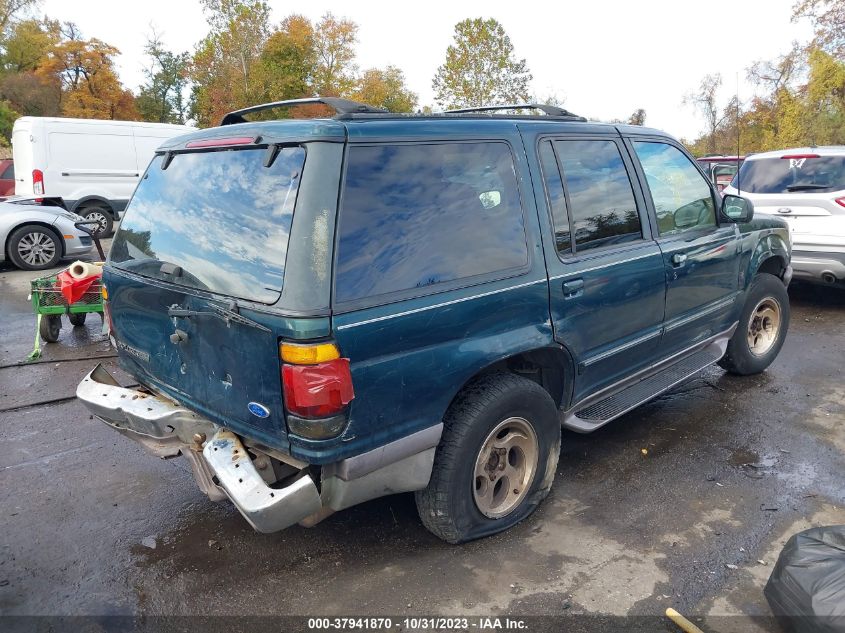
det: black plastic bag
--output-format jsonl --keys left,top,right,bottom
{"left": 765, "top": 525, "right": 845, "bottom": 632}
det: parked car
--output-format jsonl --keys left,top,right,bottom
{"left": 12, "top": 117, "right": 192, "bottom": 237}
{"left": 0, "top": 159, "right": 15, "bottom": 196}
{"left": 723, "top": 147, "right": 845, "bottom": 285}
{"left": 0, "top": 196, "right": 93, "bottom": 270}
{"left": 696, "top": 155, "right": 744, "bottom": 192}
{"left": 77, "top": 98, "right": 792, "bottom": 543}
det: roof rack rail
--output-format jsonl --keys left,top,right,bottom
{"left": 446, "top": 103, "right": 586, "bottom": 120}
{"left": 220, "top": 97, "right": 385, "bottom": 126}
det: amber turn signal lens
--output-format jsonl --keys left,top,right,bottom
{"left": 280, "top": 341, "right": 340, "bottom": 365}
{"left": 101, "top": 285, "right": 108, "bottom": 301}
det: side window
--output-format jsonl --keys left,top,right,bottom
{"left": 553, "top": 139, "right": 642, "bottom": 253}
{"left": 539, "top": 141, "right": 571, "bottom": 255}
{"left": 1, "top": 163, "right": 14, "bottom": 179}
{"left": 634, "top": 141, "right": 716, "bottom": 236}
{"left": 335, "top": 142, "right": 528, "bottom": 304}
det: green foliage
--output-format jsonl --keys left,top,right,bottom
{"left": 0, "top": 97, "right": 18, "bottom": 139}
{"left": 432, "top": 18, "right": 532, "bottom": 109}
{"left": 137, "top": 32, "right": 190, "bottom": 124}
{"left": 354, "top": 66, "right": 417, "bottom": 112}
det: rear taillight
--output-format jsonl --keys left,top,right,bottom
{"left": 835, "top": 197, "right": 845, "bottom": 209}
{"left": 101, "top": 284, "right": 114, "bottom": 336}
{"left": 32, "top": 169, "right": 44, "bottom": 195}
{"left": 280, "top": 341, "right": 354, "bottom": 439}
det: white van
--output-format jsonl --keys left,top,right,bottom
{"left": 12, "top": 117, "right": 192, "bottom": 236}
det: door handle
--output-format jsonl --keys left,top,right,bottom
{"left": 562, "top": 278, "right": 584, "bottom": 298}
{"left": 672, "top": 253, "right": 687, "bottom": 267}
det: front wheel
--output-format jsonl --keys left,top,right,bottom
{"left": 719, "top": 272, "right": 790, "bottom": 375}
{"left": 415, "top": 373, "right": 561, "bottom": 544}
{"left": 68, "top": 312, "right": 87, "bottom": 327}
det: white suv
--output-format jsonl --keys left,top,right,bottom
{"left": 723, "top": 146, "right": 845, "bottom": 285}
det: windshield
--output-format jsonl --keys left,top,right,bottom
{"left": 731, "top": 155, "right": 845, "bottom": 194}
{"left": 110, "top": 146, "right": 306, "bottom": 304}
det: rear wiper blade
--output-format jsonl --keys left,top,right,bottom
{"left": 786, "top": 184, "right": 829, "bottom": 191}
{"left": 167, "top": 302, "right": 270, "bottom": 332}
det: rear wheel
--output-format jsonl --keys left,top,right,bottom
{"left": 78, "top": 205, "right": 113, "bottom": 238}
{"left": 68, "top": 312, "right": 87, "bottom": 327}
{"left": 7, "top": 225, "right": 62, "bottom": 270}
{"left": 39, "top": 315, "right": 61, "bottom": 343}
{"left": 415, "top": 373, "right": 560, "bottom": 544}
{"left": 719, "top": 272, "right": 790, "bottom": 375}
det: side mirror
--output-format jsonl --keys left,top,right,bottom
{"left": 720, "top": 194, "right": 753, "bottom": 223}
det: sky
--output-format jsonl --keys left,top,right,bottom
{"left": 40, "top": 0, "right": 814, "bottom": 140}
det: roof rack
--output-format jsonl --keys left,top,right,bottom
{"left": 446, "top": 103, "right": 586, "bottom": 120}
{"left": 220, "top": 97, "right": 385, "bottom": 126}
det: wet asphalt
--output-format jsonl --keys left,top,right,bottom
{"left": 0, "top": 248, "right": 843, "bottom": 631}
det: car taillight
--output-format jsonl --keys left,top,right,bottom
{"left": 101, "top": 284, "right": 115, "bottom": 336}
{"left": 835, "top": 197, "right": 845, "bottom": 209}
{"left": 280, "top": 341, "right": 354, "bottom": 439}
{"left": 32, "top": 169, "right": 44, "bottom": 195}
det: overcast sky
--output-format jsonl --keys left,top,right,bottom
{"left": 40, "top": 0, "right": 813, "bottom": 139}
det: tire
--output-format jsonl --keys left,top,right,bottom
{"left": 415, "top": 373, "right": 561, "bottom": 544}
{"left": 7, "top": 224, "right": 63, "bottom": 270}
{"left": 68, "top": 312, "right": 86, "bottom": 327}
{"left": 39, "top": 315, "right": 61, "bottom": 343}
{"left": 719, "top": 272, "right": 790, "bottom": 375}
{"left": 78, "top": 206, "right": 113, "bottom": 238}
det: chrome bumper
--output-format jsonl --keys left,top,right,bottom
{"left": 76, "top": 364, "right": 321, "bottom": 533}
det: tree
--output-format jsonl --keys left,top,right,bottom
{"left": 684, "top": 73, "right": 731, "bottom": 154}
{"left": 354, "top": 66, "right": 417, "bottom": 112}
{"left": 255, "top": 15, "right": 316, "bottom": 105}
{"left": 0, "top": 0, "right": 38, "bottom": 35}
{"left": 190, "top": 0, "right": 271, "bottom": 126}
{"left": 432, "top": 18, "right": 531, "bottom": 109}
{"left": 793, "top": 0, "right": 845, "bottom": 58}
{"left": 627, "top": 108, "right": 646, "bottom": 125}
{"left": 136, "top": 31, "right": 189, "bottom": 124}
{"left": 38, "top": 22, "right": 138, "bottom": 120}
{"left": 1, "top": 17, "right": 56, "bottom": 72}
{"left": 312, "top": 12, "right": 357, "bottom": 96}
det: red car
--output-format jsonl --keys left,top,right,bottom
{"left": 0, "top": 159, "right": 15, "bottom": 196}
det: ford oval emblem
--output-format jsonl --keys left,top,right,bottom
{"left": 777, "top": 207, "right": 793, "bottom": 214}
{"left": 247, "top": 402, "right": 270, "bottom": 418}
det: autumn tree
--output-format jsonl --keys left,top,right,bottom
{"left": 312, "top": 12, "right": 358, "bottom": 96}
{"left": 432, "top": 18, "right": 531, "bottom": 109}
{"left": 190, "top": 0, "right": 271, "bottom": 126}
{"left": 137, "top": 31, "right": 189, "bottom": 124}
{"left": 354, "top": 66, "right": 417, "bottom": 112}
{"left": 37, "top": 22, "right": 137, "bottom": 120}
{"left": 793, "top": 0, "right": 845, "bottom": 58}
{"left": 256, "top": 15, "right": 316, "bottom": 105}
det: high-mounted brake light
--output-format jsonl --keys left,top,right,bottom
{"left": 780, "top": 154, "right": 820, "bottom": 159}
{"left": 32, "top": 169, "right": 44, "bottom": 195}
{"left": 185, "top": 136, "right": 255, "bottom": 149}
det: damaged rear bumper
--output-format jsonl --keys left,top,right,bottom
{"left": 76, "top": 364, "right": 321, "bottom": 533}
{"left": 76, "top": 364, "right": 440, "bottom": 533}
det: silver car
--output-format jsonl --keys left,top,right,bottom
{"left": 0, "top": 197, "right": 94, "bottom": 270}
{"left": 723, "top": 147, "right": 845, "bottom": 286}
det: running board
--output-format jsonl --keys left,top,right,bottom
{"left": 561, "top": 328, "right": 733, "bottom": 433}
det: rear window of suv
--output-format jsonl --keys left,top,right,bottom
{"left": 110, "top": 146, "right": 306, "bottom": 304}
{"left": 732, "top": 155, "right": 845, "bottom": 194}
{"left": 334, "top": 142, "right": 528, "bottom": 304}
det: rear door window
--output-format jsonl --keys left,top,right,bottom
{"left": 733, "top": 155, "right": 845, "bottom": 193}
{"left": 110, "top": 146, "right": 306, "bottom": 304}
{"left": 335, "top": 142, "right": 528, "bottom": 304}
{"left": 550, "top": 139, "right": 642, "bottom": 253}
